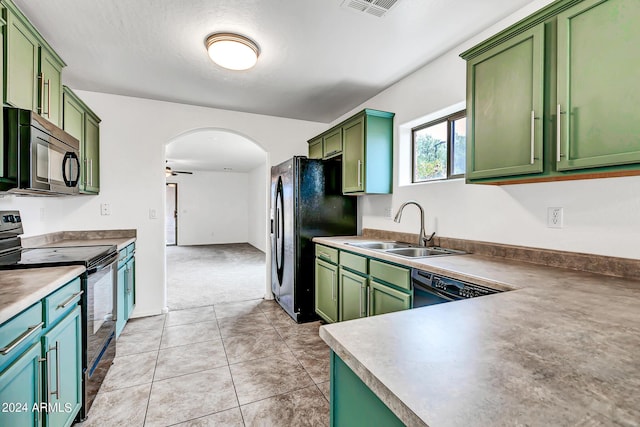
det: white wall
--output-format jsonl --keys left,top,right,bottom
{"left": 0, "top": 93, "right": 325, "bottom": 316}
{"left": 331, "top": 0, "right": 640, "bottom": 260}
{"left": 166, "top": 171, "right": 250, "bottom": 246}
{"left": 247, "top": 163, "right": 268, "bottom": 252}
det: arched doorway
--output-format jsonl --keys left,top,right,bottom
{"left": 163, "top": 128, "right": 270, "bottom": 310}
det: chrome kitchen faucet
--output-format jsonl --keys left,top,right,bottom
{"left": 393, "top": 201, "right": 435, "bottom": 247}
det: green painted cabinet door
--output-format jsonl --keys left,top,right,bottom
{"left": 125, "top": 257, "right": 135, "bottom": 320}
{"left": 62, "top": 89, "right": 84, "bottom": 142}
{"left": 83, "top": 113, "right": 100, "bottom": 194}
{"left": 315, "top": 258, "right": 338, "bottom": 323}
{"left": 4, "top": 10, "right": 38, "bottom": 111}
{"left": 308, "top": 138, "right": 322, "bottom": 159}
{"left": 467, "top": 24, "right": 545, "bottom": 179}
{"left": 0, "top": 342, "right": 40, "bottom": 427}
{"left": 338, "top": 267, "right": 367, "bottom": 321}
{"left": 116, "top": 262, "right": 126, "bottom": 337}
{"left": 556, "top": 0, "right": 640, "bottom": 171}
{"left": 323, "top": 128, "right": 342, "bottom": 159}
{"left": 342, "top": 117, "right": 365, "bottom": 193}
{"left": 38, "top": 47, "right": 63, "bottom": 127}
{"left": 369, "top": 280, "right": 411, "bottom": 317}
{"left": 331, "top": 351, "right": 404, "bottom": 427}
{"left": 42, "top": 307, "right": 82, "bottom": 427}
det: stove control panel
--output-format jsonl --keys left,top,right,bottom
{"left": 0, "top": 210, "right": 24, "bottom": 236}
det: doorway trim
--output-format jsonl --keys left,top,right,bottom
{"left": 166, "top": 183, "right": 178, "bottom": 246}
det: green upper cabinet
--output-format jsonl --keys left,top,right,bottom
{"left": 4, "top": 6, "right": 38, "bottom": 112}
{"left": 342, "top": 110, "right": 394, "bottom": 195}
{"left": 63, "top": 86, "right": 101, "bottom": 194}
{"left": 342, "top": 116, "right": 364, "bottom": 193}
{"left": 323, "top": 127, "right": 342, "bottom": 159}
{"left": 461, "top": 0, "right": 640, "bottom": 184}
{"left": 3, "top": 0, "right": 65, "bottom": 127}
{"left": 308, "top": 137, "right": 323, "bottom": 159}
{"left": 307, "top": 109, "right": 394, "bottom": 195}
{"left": 556, "top": 0, "right": 640, "bottom": 171}
{"left": 466, "top": 24, "right": 544, "bottom": 180}
{"left": 38, "top": 46, "right": 63, "bottom": 127}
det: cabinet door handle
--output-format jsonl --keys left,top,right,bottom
{"left": 46, "top": 341, "right": 61, "bottom": 401}
{"left": 43, "top": 79, "right": 51, "bottom": 117}
{"left": 57, "top": 290, "right": 84, "bottom": 309}
{"left": 357, "top": 160, "right": 362, "bottom": 187}
{"left": 367, "top": 286, "right": 371, "bottom": 316}
{"left": 89, "top": 159, "right": 93, "bottom": 187}
{"left": 556, "top": 104, "right": 566, "bottom": 162}
{"left": 38, "top": 73, "right": 45, "bottom": 114}
{"left": 0, "top": 322, "right": 44, "bottom": 355}
{"left": 331, "top": 272, "right": 336, "bottom": 301}
{"left": 359, "top": 284, "right": 363, "bottom": 317}
{"left": 530, "top": 110, "right": 539, "bottom": 165}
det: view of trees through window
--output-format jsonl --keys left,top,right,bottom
{"left": 413, "top": 112, "right": 466, "bottom": 182}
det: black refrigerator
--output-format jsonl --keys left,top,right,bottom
{"left": 271, "top": 156, "right": 357, "bottom": 322}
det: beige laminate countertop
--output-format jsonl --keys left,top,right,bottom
{"left": 314, "top": 236, "right": 640, "bottom": 426}
{"left": 0, "top": 266, "right": 86, "bottom": 324}
{"left": 33, "top": 237, "right": 136, "bottom": 251}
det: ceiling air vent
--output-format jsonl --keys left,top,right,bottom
{"left": 342, "top": 0, "right": 399, "bottom": 17}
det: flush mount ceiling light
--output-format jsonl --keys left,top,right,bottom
{"left": 205, "top": 33, "right": 260, "bottom": 71}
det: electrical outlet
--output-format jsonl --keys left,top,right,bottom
{"left": 100, "top": 203, "right": 111, "bottom": 216}
{"left": 547, "top": 207, "right": 563, "bottom": 228}
{"left": 383, "top": 207, "right": 392, "bottom": 218}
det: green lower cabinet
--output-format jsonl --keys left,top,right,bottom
{"left": 330, "top": 351, "right": 404, "bottom": 427}
{"left": 125, "top": 257, "right": 135, "bottom": 319}
{"left": 0, "top": 342, "right": 40, "bottom": 427}
{"left": 42, "top": 307, "right": 82, "bottom": 427}
{"left": 116, "top": 262, "right": 126, "bottom": 337}
{"left": 338, "top": 267, "right": 367, "bottom": 322}
{"left": 369, "top": 280, "right": 411, "bottom": 316}
{"left": 315, "top": 257, "right": 338, "bottom": 323}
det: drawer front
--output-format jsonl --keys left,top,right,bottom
{"left": 315, "top": 244, "right": 338, "bottom": 265}
{"left": 126, "top": 243, "right": 135, "bottom": 257}
{"left": 0, "top": 302, "right": 43, "bottom": 372}
{"left": 369, "top": 260, "right": 410, "bottom": 291}
{"left": 339, "top": 251, "right": 367, "bottom": 275}
{"left": 44, "top": 277, "right": 82, "bottom": 327}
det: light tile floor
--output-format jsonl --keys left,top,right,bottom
{"left": 78, "top": 299, "right": 330, "bottom": 427}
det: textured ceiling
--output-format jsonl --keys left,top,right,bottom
{"left": 14, "top": 0, "right": 537, "bottom": 123}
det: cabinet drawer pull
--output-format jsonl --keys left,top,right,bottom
{"left": 0, "top": 322, "right": 44, "bottom": 355}
{"left": 326, "top": 149, "right": 339, "bottom": 156}
{"left": 57, "top": 290, "right": 84, "bottom": 309}
{"left": 318, "top": 251, "right": 331, "bottom": 261}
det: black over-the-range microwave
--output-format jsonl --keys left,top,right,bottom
{"left": 1, "top": 107, "right": 81, "bottom": 195}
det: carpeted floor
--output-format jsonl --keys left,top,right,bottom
{"left": 166, "top": 243, "right": 267, "bottom": 310}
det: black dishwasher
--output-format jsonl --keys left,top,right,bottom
{"left": 411, "top": 269, "right": 502, "bottom": 307}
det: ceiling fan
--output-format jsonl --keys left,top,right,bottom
{"left": 165, "top": 162, "right": 193, "bottom": 177}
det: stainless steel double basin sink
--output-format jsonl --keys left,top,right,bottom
{"left": 345, "top": 241, "right": 465, "bottom": 259}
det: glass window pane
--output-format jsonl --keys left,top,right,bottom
{"left": 414, "top": 121, "right": 447, "bottom": 181}
{"left": 452, "top": 117, "right": 466, "bottom": 176}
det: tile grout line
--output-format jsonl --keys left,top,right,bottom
{"left": 141, "top": 313, "right": 167, "bottom": 426}
{"left": 216, "top": 305, "right": 247, "bottom": 427}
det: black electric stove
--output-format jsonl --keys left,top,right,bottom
{"left": 0, "top": 244, "right": 117, "bottom": 270}
{"left": 0, "top": 210, "right": 119, "bottom": 421}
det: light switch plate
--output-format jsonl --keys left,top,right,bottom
{"left": 149, "top": 208, "right": 157, "bottom": 219}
